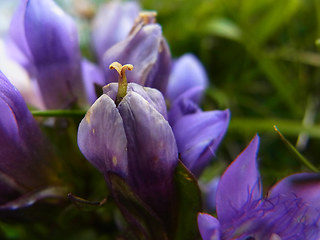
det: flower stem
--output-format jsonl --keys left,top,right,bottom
{"left": 31, "top": 109, "right": 86, "bottom": 118}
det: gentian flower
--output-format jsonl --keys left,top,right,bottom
{"left": 103, "top": 12, "right": 171, "bottom": 94}
{"left": 198, "top": 135, "right": 320, "bottom": 240}
{"left": 0, "top": 71, "right": 62, "bottom": 209}
{"left": 91, "top": 1, "right": 140, "bottom": 64}
{"left": 6, "top": 0, "right": 102, "bottom": 109}
{"left": 78, "top": 62, "right": 178, "bottom": 219}
{"left": 167, "top": 54, "right": 230, "bottom": 177}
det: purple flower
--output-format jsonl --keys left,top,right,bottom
{"left": 0, "top": 71, "right": 60, "bottom": 208}
{"left": 7, "top": 0, "right": 102, "bottom": 109}
{"left": 103, "top": 12, "right": 171, "bottom": 94}
{"left": 78, "top": 62, "right": 178, "bottom": 218}
{"left": 167, "top": 54, "right": 230, "bottom": 177}
{"left": 91, "top": 1, "right": 140, "bottom": 63}
{"left": 198, "top": 135, "right": 320, "bottom": 240}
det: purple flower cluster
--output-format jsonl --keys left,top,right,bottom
{"left": 198, "top": 135, "right": 320, "bottom": 240}
{"left": 0, "top": 0, "right": 319, "bottom": 239}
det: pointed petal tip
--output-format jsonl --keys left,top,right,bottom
{"left": 197, "top": 213, "right": 220, "bottom": 240}
{"left": 216, "top": 134, "right": 261, "bottom": 224}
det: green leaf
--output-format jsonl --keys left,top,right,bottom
{"left": 108, "top": 173, "right": 168, "bottom": 240}
{"left": 205, "top": 17, "right": 242, "bottom": 41}
{"left": 173, "top": 161, "right": 202, "bottom": 240}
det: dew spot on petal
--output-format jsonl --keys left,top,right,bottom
{"left": 112, "top": 156, "right": 117, "bottom": 167}
{"left": 85, "top": 110, "right": 92, "bottom": 124}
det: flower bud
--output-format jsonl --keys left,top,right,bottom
{"left": 78, "top": 63, "right": 178, "bottom": 217}
{"left": 0, "top": 71, "right": 60, "bottom": 207}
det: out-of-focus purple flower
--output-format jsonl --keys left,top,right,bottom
{"left": 201, "top": 177, "right": 220, "bottom": 212}
{"left": 78, "top": 62, "right": 178, "bottom": 218}
{"left": 198, "top": 135, "right": 320, "bottom": 240}
{"left": 103, "top": 12, "right": 171, "bottom": 94}
{"left": 166, "top": 53, "right": 229, "bottom": 177}
{"left": 167, "top": 53, "right": 208, "bottom": 104}
{"left": 7, "top": 0, "right": 101, "bottom": 109}
{"left": 0, "top": 71, "right": 60, "bottom": 207}
{"left": 168, "top": 85, "right": 230, "bottom": 177}
{"left": 172, "top": 107, "right": 230, "bottom": 177}
{"left": 0, "top": 38, "right": 44, "bottom": 109}
{"left": 91, "top": 1, "right": 140, "bottom": 63}
{"left": 81, "top": 59, "right": 105, "bottom": 104}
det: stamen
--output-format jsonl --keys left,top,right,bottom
{"left": 129, "top": 11, "right": 157, "bottom": 35}
{"left": 109, "top": 62, "right": 133, "bottom": 105}
{"left": 139, "top": 11, "right": 157, "bottom": 25}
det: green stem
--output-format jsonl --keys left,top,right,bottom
{"left": 31, "top": 109, "right": 86, "bottom": 118}
{"left": 274, "top": 126, "right": 319, "bottom": 172}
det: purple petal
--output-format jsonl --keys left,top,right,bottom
{"left": 167, "top": 53, "right": 208, "bottom": 103}
{"left": 77, "top": 94, "right": 128, "bottom": 179}
{"left": 117, "top": 91, "right": 178, "bottom": 217}
{"left": 197, "top": 213, "right": 221, "bottom": 240}
{"left": 103, "top": 24, "right": 171, "bottom": 94}
{"left": 91, "top": 1, "right": 140, "bottom": 62}
{"left": 269, "top": 172, "right": 320, "bottom": 208}
{"left": 144, "top": 38, "right": 171, "bottom": 95}
{"left": 172, "top": 109, "right": 230, "bottom": 177}
{"left": 81, "top": 59, "right": 105, "bottom": 104}
{"left": 168, "top": 86, "right": 204, "bottom": 126}
{"left": 21, "top": 0, "right": 85, "bottom": 109}
{"left": 0, "top": 39, "right": 45, "bottom": 109}
{"left": 216, "top": 135, "right": 261, "bottom": 224}
{"left": 103, "top": 83, "right": 168, "bottom": 119}
{"left": 0, "top": 71, "right": 58, "bottom": 196}
{"left": 8, "top": 0, "right": 32, "bottom": 69}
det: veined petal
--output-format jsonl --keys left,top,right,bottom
{"left": 78, "top": 94, "right": 128, "bottom": 179}
{"left": 103, "top": 82, "right": 168, "bottom": 119}
{"left": 167, "top": 54, "right": 208, "bottom": 102}
{"left": 103, "top": 24, "right": 171, "bottom": 93}
{"left": 197, "top": 213, "right": 221, "bottom": 240}
{"left": 117, "top": 91, "right": 178, "bottom": 216}
{"left": 91, "top": 1, "right": 140, "bottom": 62}
{"left": 269, "top": 172, "right": 320, "bottom": 208}
{"left": 172, "top": 109, "right": 230, "bottom": 177}
{"left": 23, "top": 0, "right": 85, "bottom": 109}
{"left": 216, "top": 135, "right": 261, "bottom": 224}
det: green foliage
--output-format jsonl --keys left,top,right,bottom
{"left": 173, "top": 162, "right": 202, "bottom": 240}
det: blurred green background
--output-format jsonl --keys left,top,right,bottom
{"left": 137, "top": 0, "right": 320, "bottom": 184}
{"left": 1, "top": 0, "right": 320, "bottom": 238}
